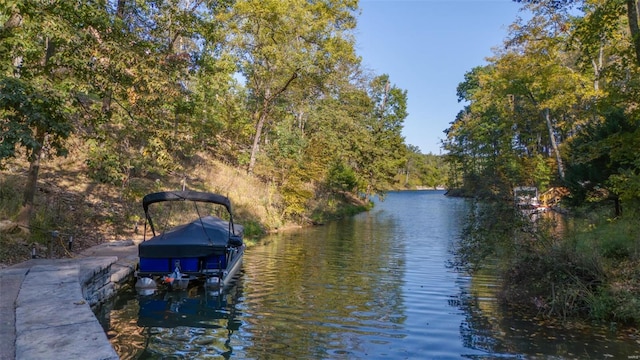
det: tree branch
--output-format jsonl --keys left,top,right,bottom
{"left": 268, "top": 68, "right": 300, "bottom": 101}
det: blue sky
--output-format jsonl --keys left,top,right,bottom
{"left": 355, "top": 0, "right": 526, "bottom": 155}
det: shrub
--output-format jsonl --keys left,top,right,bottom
{"left": 327, "top": 161, "right": 358, "bottom": 193}
{"left": 500, "top": 245, "right": 604, "bottom": 319}
{"left": 86, "top": 139, "right": 127, "bottom": 185}
{"left": 0, "top": 176, "right": 23, "bottom": 218}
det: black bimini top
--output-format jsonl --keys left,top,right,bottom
{"left": 139, "top": 216, "right": 243, "bottom": 258}
{"left": 142, "top": 191, "right": 232, "bottom": 214}
{"left": 140, "top": 191, "right": 243, "bottom": 258}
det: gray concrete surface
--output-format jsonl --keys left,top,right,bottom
{"left": 0, "top": 240, "right": 139, "bottom": 360}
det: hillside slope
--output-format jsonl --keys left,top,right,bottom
{"left": 0, "top": 139, "right": 367, "bottom": 268}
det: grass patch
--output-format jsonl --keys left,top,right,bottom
{"left": 0, "top": 175, "right": 23, "bottom": 219}
{"left": 572, "top": 215, "right": 639, "bottom": 261}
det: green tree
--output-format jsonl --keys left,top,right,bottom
{"left": 492, "top": 2, "right": 597, "bottom": 181}
{"left": 445, "top": 1, "right": 599, "bottom": 197}
{"left": 304, "top": 83, "right": 371, "bottom": 195}
{"left": 0, "top": 1, "right": 95, "bottom": 223}
{"left": 398, "top": 146, "right": 449, "bottom": 189}
{"left": 357, "top": 74, "right": 408, "bottom": 197}
{"left": 219, "top": 0, "right": 359, "bottom": 173}
{"left": 0, "top": 78, "right": 71, "bottom": 208}
{"left": 566, "top": 108, "right": 640, "bottom": 214}
{"left": 515, "top": 0, "right": 640, "bottom": 65}
{"left": 445, "top": 66, "right": 523, "bottom": 197}
{"left": 446, "top": 0, "right": 640, "bottom": 211}
{"left": 81, "top": 0, "right": 236, "bottom": 183}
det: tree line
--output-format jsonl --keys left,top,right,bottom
{"left": 444, "top": 0, "right": 640, "bottom": 215}
{"left": 0, "top": 0, "right": 447, "bottom": 225}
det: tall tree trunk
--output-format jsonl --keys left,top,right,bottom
{"left": 544, "top": 108, "right": 565, "bottom": 180}
{"left": 17, "top": 34, "right": 56, "bottom": 226}
{"left": 379, "top": 81, "right": 390, "bottom": 121}
{"left": 17, "top": 129, "right": 45, "bottom": 226}
{"left": 23, "top": 130, "right": 45, "bottom": 207}
{"left": 627, "top": 0, "right": 640, "bottom": 65}
{"left": 101, "top": 0, "right": 127, "bottom": 116}
{"left": 591, "top": 38, "right": 604, "bottom": 92}
{"left": 5, "top": 8, "right": 30, "bottom": 226}
{"left": 247, "top": 71, "right": 298, "bottom": 173}
{"left": 248, "top": 103, "right": 268, "bottom": 173}
{"left": 405, "top": 167, "right": 410, "bottom": 186}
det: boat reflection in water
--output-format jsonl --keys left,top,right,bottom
{"left": 138, "top": 287, "right": 236, "bottom": 328}
{"left": 131, "top": 282, "right": 242, "bottom": 359}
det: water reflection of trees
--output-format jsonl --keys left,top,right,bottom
{"left": 242, "top": 212, "right": 407, "bottom": 359}
{"left": 448, "top": 200, "right": 529, "bottom": 274}
{"left": 456, "top": 274, "right": 640, "bottom": 359}
{"left": 455, "top": 272, "right": 520, "bottom": 356}
{"left": 448, "top": 199, "right": 559, "bottom": 356}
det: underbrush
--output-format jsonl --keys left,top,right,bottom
{"left": 501, "top": 244, "right": 604, "bottom": 320}
{"left": 574, "top": 214, "right": 640, "bottom": 324}
{"left": 499, "top": 204, "right": 640, "bottom": 325}
{"left": 0, "top": 176, "right": 22, "bottom": 218}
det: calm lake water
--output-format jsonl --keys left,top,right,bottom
{"left": 98, "top": 190, "right": 640, "bottom": 359}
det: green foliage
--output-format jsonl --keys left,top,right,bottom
{"left": 572, "top": 211, "right": 640, "bottom": 260}
{"left": 219, "top": 0, "right": 359, "bottom": 172}
{"left": 587, "top": 288, "right": 640, "bottom": 324}
{"left": 609, "top": 167, "right": 640, "bottom": 212}
{"left": 0, "top": 0, "right": 413, "bottom": 227}
{"left": 280, "top": 172, "right": 314, "bottom": 220}
{"left": 240, "top": 220, "right": 265, "bottom": 239}
{"left": 450, "top": 192, "right": 640, "bottom": 324}
{"left": 0, "top": 78, "right": 71, "bottom": 163}
{"left": 566, "top": 108, "right": 640, "bottom": 210}
{"left": 445, "top": 0, "right": 640, "bottom": 326}
{"left": 450, "top": 200, "right": 528, "bottom": 272}
{"left": 573, "top": 213, "right": 640, "bottom": 324}
{"left": 398, "top": 147, "right": 449, "bottom": 189}
{"left": 302, "top": 87, "right": 370, "bottom": 192}
{"left": 445, "top": 1, "right": 640, "bottom": 217}
{"left": 310, "top": 196, "right": 372, "bottom": 225}
{"left": 85, "top": 139, "right": 127, "bottom": 185}
{"left": 509, "top": 154, "right": 554, "bottom": 191}
{"left": 503, "top": 245, "right": 604, "bottom": 319}
{"left": 356, "top": 74, "right": 409, "bottom": 196}
{"left": 327, "top": 160, "right": 358, "bottom": 192}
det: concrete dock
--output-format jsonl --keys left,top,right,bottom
{"left": 0, "top": 240, "right": 139, "bottom": 360}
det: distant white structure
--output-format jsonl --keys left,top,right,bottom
{"left": 514, "top": 186, "right": 542, "bottom": 210}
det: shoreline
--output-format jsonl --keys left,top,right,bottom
{"left": 0, "top": 240, "right": 139, "bottom": 360}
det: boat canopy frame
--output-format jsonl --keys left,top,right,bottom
{"left": 142, "top": 190, "right": 238, "bottom": 239}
